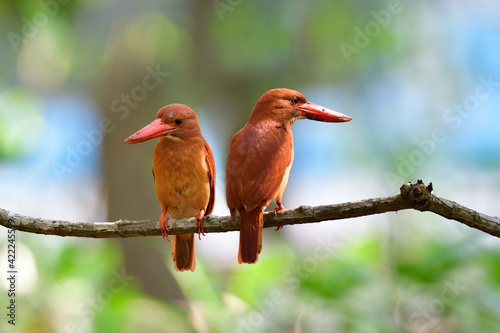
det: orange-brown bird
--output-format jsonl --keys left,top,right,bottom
{"left": 124, "top": 104, "right": 215, "bottom": 272}
{"left": 226, "top": 88, "right": 351, "bottom": 264}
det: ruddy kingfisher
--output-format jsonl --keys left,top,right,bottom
{"left": 124, "top": 104, "right": 215, "bottom": 272}
{"left": 226, "top": 88, "right": 351, "bottom": 264}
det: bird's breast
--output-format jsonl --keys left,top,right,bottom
{"left": 153, "top": 139, "right": 210, "bottom": 219}
{"left": 226, "top": 121, "right": 294, "bottom": 211}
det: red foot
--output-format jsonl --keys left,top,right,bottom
{"left": 160, "top": 210, "right": 170, "bottom": 241}
{"left": 196, "top": 209, "right": 206, "bottom": 240}
{"left": 274, "top": 202, "right": 285, "bottom": 231}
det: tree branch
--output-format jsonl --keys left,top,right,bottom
{"left": 1, "top": 181, "right": 499, "bottom": 239}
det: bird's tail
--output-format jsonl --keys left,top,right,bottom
{"left": 171, "top": 234, "right": 195, "bottom": 272}
{"left": 238, "top": 208, "right": 263, "bottom": 264}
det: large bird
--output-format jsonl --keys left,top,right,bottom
{"left": 124, "top": 104, "right": 215, "bottom": 271}
{"left": 226, "top": 88, "right": 351, "bottom": 264}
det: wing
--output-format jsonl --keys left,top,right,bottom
{"left": 204, "top": 140, "right": 216, "bottom": 215}
{"left": 226, "top": 129, "right": 244, "bottom": 211}
{"left": 226, "top": 123, "right": 292, "bottom": 212}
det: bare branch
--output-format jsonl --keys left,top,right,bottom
{"left": 1, "top": 181, "right": 499, "bottom": 239}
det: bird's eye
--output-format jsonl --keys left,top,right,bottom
{"left": 291, "top": 97, "right": 298, "bottom": 105}
{"left": 175, "top": 119, "right": 183, "bottom": 125}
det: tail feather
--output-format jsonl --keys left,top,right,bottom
{"left": 171, "top": 234, "right": 195, "bottom": 272}
{"left": 238, "top": 208, "right": 263, "bottom": 264}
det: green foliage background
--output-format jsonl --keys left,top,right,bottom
{"left": 1, "top": 0, "right": 500, "bottom": 332}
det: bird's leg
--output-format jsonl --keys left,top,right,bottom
{"left": 160, "top": 210, "right": 170, "bottom": 241}
{"left": 196, "top": 209, "right": 206, "bottom": 240}
{"left": 274, "top": 201, "right": 285, "bottom": 231}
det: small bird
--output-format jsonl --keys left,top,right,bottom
{"left": 124, "top": 104, "right": 215, "bottom": 272}
{"left": 226, "top": 88, "right": 351, "bottom": 264}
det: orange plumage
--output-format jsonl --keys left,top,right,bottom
{"left": 125, "top": 104, "right": 215, "bottom": 271}
{"left": 226, "top": 88, "right": 351, "bottom": 264}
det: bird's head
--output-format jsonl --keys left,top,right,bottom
{"left": 123, "top": 104, "right": 202, "bottom": 144}
{"left": 248, "top": 88, "right": 352, "bottom": 125}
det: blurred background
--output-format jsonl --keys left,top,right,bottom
{"left": 1, "top": 0, "right": 500, "bottom": 332}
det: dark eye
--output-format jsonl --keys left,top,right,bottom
{"left": 174, "top": 119, "right": 183, "bottom": 125}
{"left": 291, "top": 97, "right": 298, "bottom": 105}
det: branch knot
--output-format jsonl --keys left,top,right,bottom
{"left": 400, "top": 180, "right": 433, "bottom": 209}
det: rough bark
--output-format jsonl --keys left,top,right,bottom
{"left": 2, "top": 181, "right": 499, "bottom": 239}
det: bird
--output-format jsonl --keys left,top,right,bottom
{"left": 124, "top": 104, "right": 215, "bottom": 272}
{"left": 226, "top": 88, "right": 351, "bottom": 264}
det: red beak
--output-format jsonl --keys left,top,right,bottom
{"left": 296, "top": 102, "right": 352, "bottom": 123}
{"left": 123, "top": 118, "right": 175, "bottom": 144}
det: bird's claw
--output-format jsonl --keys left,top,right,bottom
{"left": 160, "top": 210, "right": 170, "bottom": 241}
{"left": 196, "top": 219, "right": 205, "bottom": 240}
{"left": 161, "top": 226, "right": 170, "bottom": 241}
{"left": 274, "top": 202, "right": 285, "bottom": 231}
{"left": 161, "top": 225, "right": 170, "bottom": 241}
{"left": 274, "top": 202, "right": 285, "bottom": 215}
{"left": 196, "top": 209, "right": 206, "bottom": 240}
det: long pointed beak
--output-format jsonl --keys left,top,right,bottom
{"left": 296, "top": 102, "right": 352, "bottom": 123}
{"left": 123, "top": 118, "right": 175, "bottom": 144}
